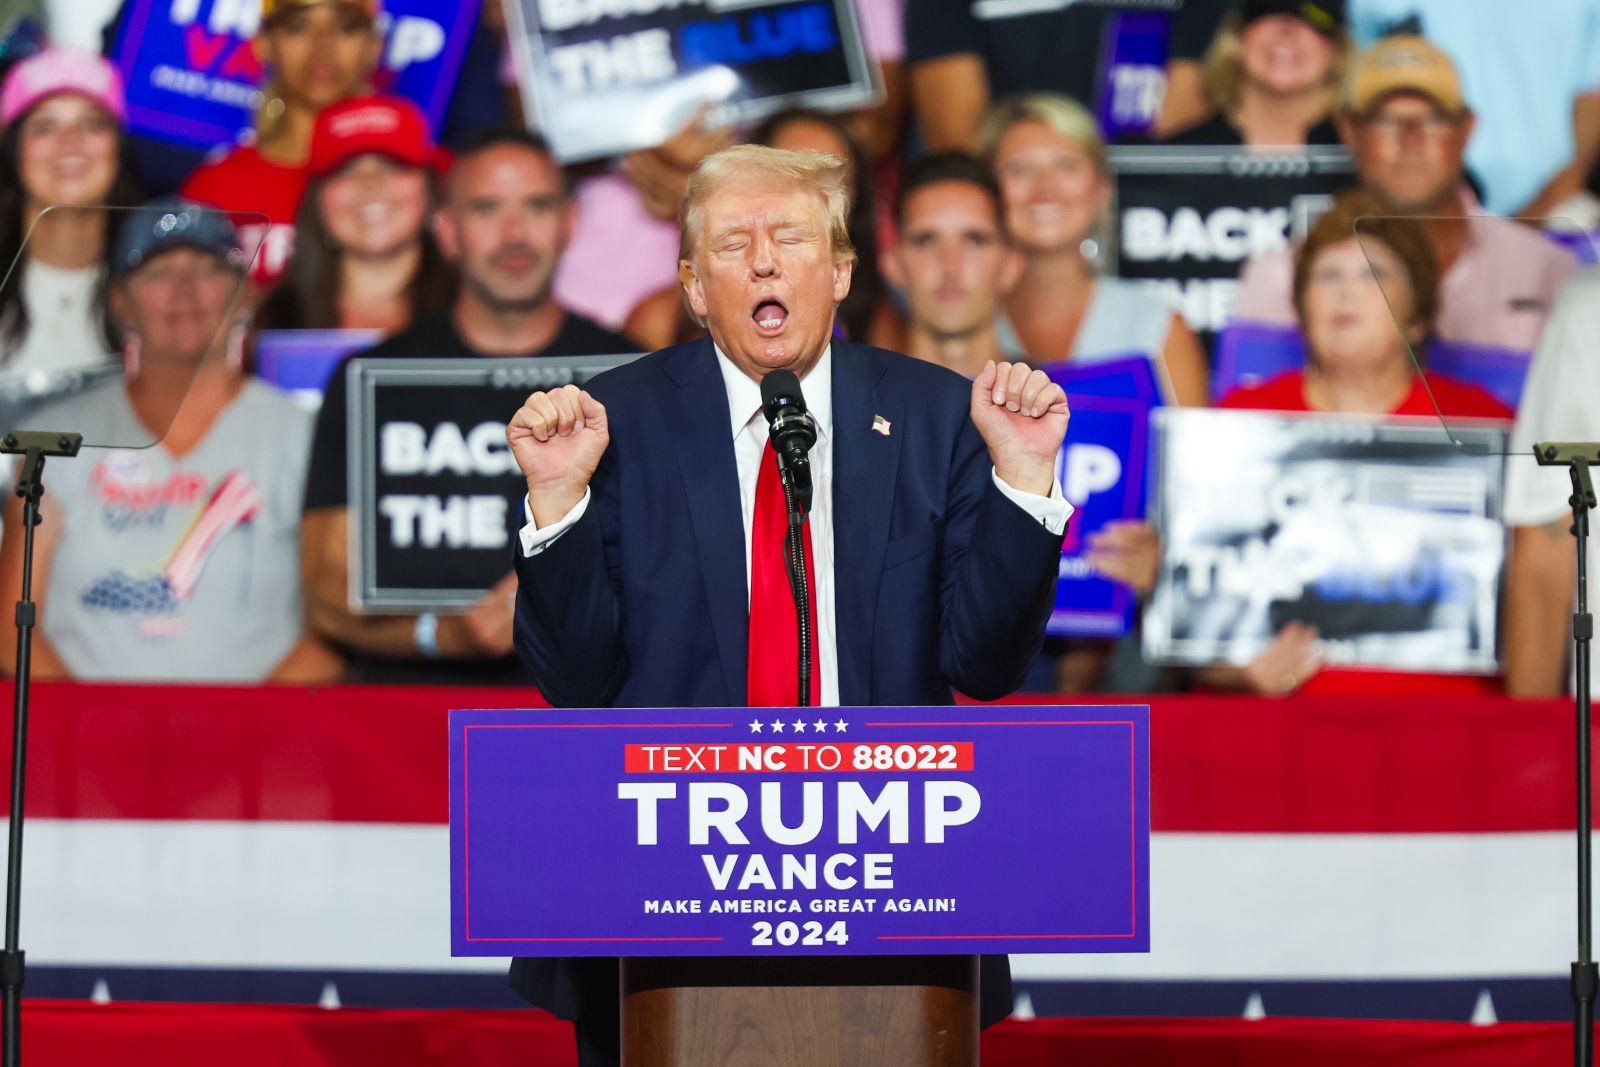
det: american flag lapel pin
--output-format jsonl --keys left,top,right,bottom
{"left": 872, "top": 414, "right": 892, "bottom": 437}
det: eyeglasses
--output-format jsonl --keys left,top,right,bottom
{"left": 1360, "top": 112, "right": 1461, "bottom": 141}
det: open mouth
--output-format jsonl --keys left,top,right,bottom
{"left": 753, "top": 298, "right": 789, "bottom": 334}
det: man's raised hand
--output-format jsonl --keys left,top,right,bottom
{"left": 507, "top": 384, "right": 609, "bottom": 526}
{"left": 970, "top": 361, "right": 1070, "bottom": 497}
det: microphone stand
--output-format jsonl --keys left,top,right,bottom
{"left": 1534, "top": 441, "right": 1600, "bottom": 1067}
{"left": 0, "top": 430, "right": 81, "bottom": 1067}
{"left": 779, "top": 474, "right": 812, "bottom": 709}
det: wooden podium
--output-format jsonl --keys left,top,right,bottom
{"left": 620, "top": 955, "right": 979, "bottom": 1067}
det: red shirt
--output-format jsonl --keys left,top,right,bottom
{"left": 1218, "top": 369, "right": 1515, "bottom": 421}
{"left": 180, "top": 146, "right": 307, "bottom": 287}
{"left": 1216, "top": 369, "right": 1511, "bottom": 698}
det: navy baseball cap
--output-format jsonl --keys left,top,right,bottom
{"left": 112, "top": 200, "right": 247, "bottom": 278}
{"left": 1240, "top": 0, "right": 1345, "bottom": 36}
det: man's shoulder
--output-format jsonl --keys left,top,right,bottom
{"left": 849, "top": 341, "right": 972, "bottom": 405}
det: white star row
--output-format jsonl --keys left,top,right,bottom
{"left": 749, "top": 718, "right": 849, "bottom": 734}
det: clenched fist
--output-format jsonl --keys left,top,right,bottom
{"left": 507, "top": 384, "right": 610, "bottom": 527}
{"left": 971, "top": 361, "right": 1070, "bottom": 496}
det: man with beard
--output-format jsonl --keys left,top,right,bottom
{"left": 1229, "top": 35, "right": 1578, "bottom": 357}
{"left": 300, "top": 128, "right": 638, "bottom": 684}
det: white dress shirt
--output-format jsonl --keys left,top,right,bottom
{"left": 519, "top": 345, "right": 1073, "bottom": 706}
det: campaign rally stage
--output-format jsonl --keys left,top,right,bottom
{"left": 450, "top": 706, "right": 1150, "bottom": 958}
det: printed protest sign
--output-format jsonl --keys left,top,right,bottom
{"left": 1143, "top": 409, "right": 1508, "bottom": 672}
{"left": 451, "top": 704, "right": 1150, "bottom": 957}
{"left": 504, "top": 0, "right": 879, "bottom": 161}
{"left": 1110, "top": 146, "right": 1354, "bottom": 339}
{"left": 112, "top": 0, "right": 481, "bottom": 150}
{"left": 346, "top": 353, "right": 638, "bottom": 611}
{"left": 1046, "top": 356, "right": 1162, "bottom": 639}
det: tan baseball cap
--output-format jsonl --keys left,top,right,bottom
{"left": 1345, "top": 35, "right": 1465, "bottom": 115}
{"left": 261, "top": 0, "right": 380, "bottom": 25}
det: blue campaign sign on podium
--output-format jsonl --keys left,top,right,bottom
{"left": 1045, "top": 356, "right": 1163, "bottom": 639}
{"left": 450, "top": 706, "right": 1150, "bottom": 958}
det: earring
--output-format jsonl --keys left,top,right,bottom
{"left": 122, "top": 333, "right": 141, "bottom": 379}
{"left": 1079, "top": 237, "right": 1101, "bottom": 263}
{"left": 225, "top": 322, "right": 249, "bottom": 373}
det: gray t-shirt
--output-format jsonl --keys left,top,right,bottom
{"left": 28, "top": 379, "right": 312, "bottom": 681}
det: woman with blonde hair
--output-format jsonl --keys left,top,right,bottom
{"left": 980, "top": 93, "right": 1208, "bottom": 407}
{"left": 1164, "top": 0, "right": 1348, "bottom": 147}
{"left": 181, "top": 0, "right": 383, "bottom": 286}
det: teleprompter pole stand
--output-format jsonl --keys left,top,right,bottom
{"left": 0, "top": 430, "right": 82, "bottom": 1067}
{"left": 1535, "top": 441, "right": 1600, "bottom": 1067}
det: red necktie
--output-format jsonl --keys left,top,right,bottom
{"left": 747, "top": 441, "right": 820, "bottom": 707}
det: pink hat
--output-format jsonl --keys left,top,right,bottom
{"left": 0, "top": 46, "right": 127, "bottom": 128}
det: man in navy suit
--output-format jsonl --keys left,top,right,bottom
{"left": 505, "top": 144, "right": 1072, "bottom": 1066}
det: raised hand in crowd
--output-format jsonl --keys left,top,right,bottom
{"left": 1084, "top": 520, "right": 1161, "bottom": 599}
{"left": 621, "top": 108, "right": 735, "bottom": 222}
{"left": 1200, "top": 621, "right": 1326, "bottom": 698}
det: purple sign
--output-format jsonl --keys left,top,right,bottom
{"left": 450, "top": 705, "right": 1150, "bottom": 957}
{"left": 1046, "top": 356, "right": 1162, "bottom": 639}
{"left": 1214, "top": 321, "right": 1531, "bottom": 410}
{"left": 112, "top": 0, "right": 481, "bottom": 151}
{"left": 1095, "top": 13, "right": 1169, "bottom": 140}
{"left": 255, "top": 329, "right": 379, "bottom": 403}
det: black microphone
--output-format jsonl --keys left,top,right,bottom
{"left": 760, "top": 369, "right": 817, "bottom": 516}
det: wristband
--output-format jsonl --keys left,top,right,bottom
{"left": 414, "top": 611, "right": 442, "bottom": 659}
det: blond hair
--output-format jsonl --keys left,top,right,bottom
{"left": 977, "top": 93, "right": 1110, "bottom": 175}
{"left": 678, "top": 144, "right": 857, "bottom": 265}
{"left": 1201, "top": 12, "right": 1350, "bottom": 118}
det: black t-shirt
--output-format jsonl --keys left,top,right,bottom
{"left": 1160, "top": 113, "right": 1343, "bottom": 146}
{"left": 905, "top": 0, "right": 1195, "bottom": 105}
{"left": 301, "top": 309, "right": 636, "bottom": 688}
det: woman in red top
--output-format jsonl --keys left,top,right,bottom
{"left": 1208, "top": 191, "right": 1511, "bottom": 696}
{"left": 1090, "top": 191, "right": 1512, "bottom": 697}
{"left": 180, "top": 0, "right": 382, "bottom": 286}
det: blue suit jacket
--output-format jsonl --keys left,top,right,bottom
{"left": 509, "top": 338, "right": 1066, "bottom": 1034}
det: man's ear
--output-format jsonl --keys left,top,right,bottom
{"left": 681, "top": 261, "right": 709, "bottom": 319}
{"left": 431, "top": 208, "right": 460, "bottom": 264}
{"left": 832, "top": 257, "right": 855, "bottom": 305}
{"left": 997, "top": 245, "right": 1024, "bottom": 295}
{"left": 881, "top": 246, "right": 905, "bottom": 290}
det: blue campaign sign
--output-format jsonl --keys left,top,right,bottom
{"left": 1211, "top": 320, "right": 1306, "bottom": 402}
{"left": 1096, "top": 12, "right": 1170, "bottom": 140}
{"left": 1045, "top": 356, "right": 1162, "bottom": 639}
{"left": 451, "top": 705, "right": 1150, "bottom": 957}
{"left": 255, "top": 329, "right": 379, "bottom": 405}
{"left": 1427, "top": 338, "right": 1532, "bottom": 411}
{"left": 112, "top": 0, "right": 482, "bottom": 151}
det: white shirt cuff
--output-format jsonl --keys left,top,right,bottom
{"left": 518, "top": 489, "right": 592, "bottom": 557}
{"left": 991, "top": 468, "right": 1072, "bottom": 536}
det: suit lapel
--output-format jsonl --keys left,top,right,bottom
{"left": 830, "top": 341, "right": 901, "bottom": 706}
{"left": 658, "top": 341, "right": 748, "bottom": 705}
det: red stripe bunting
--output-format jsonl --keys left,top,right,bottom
{"left": 0, "top": 682, "right": 1580, "bottom": 833}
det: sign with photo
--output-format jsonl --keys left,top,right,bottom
{"left": 451, "top": 704, "right": 1150, "bottom": 957}
{"left": 1142, "top": 409, "right": 1508, "bottom": 673}
{"left": 111, "top": 0, "right": 482, "bottom": 150}
{"left": 346, "top": 354, "right": 638, "bottom": 612}
{"left": 504, "top": 0, "right": 880, "bottom": 162}
{"left": 1108, "top": 146, "right": 1355, "bottom": 339}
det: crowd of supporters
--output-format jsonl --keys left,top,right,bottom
{"left": 0, "top": 0, "right": 1594, "bottom": 700}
